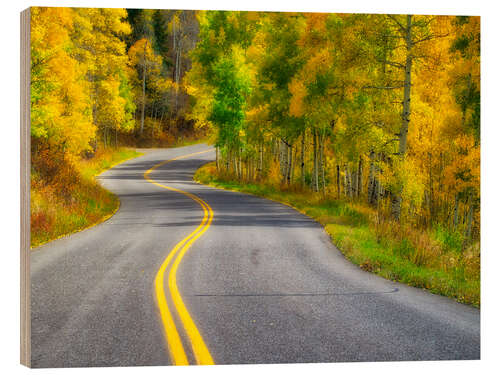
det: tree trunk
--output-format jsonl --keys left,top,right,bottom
{"left": 378, "top": 174, "right": 384, "bottom": 200}
{"left": 398, "top": 15, "right": 413, "bottom": 160}
{"left": 301, "top": 131, "right": 305, "bottom": 187}
{"left": 140, "top": 40, "right": 148, "bottom": 135}
{"left": 259, "top": 142, "right": 263, "bottom": 179}
{"left": 250, "top": 156, "right": 254, "bottom": 181}
{"left": 283, "top": 141, "right": 288, "bottom": 184}
{"left": 347, "top": 166, "right": 353, "bottom": 199}
{"left": 235, "top": 149, "right": 238, "bottom": 178}
{"left": 465, "top": 203, "right": 474, "bottom": 239}
{"left": 392, "top": 15, "right": 413, "bottom": 221}
{"left": 175, "top": 47, "right": 182, "bottom": 113}
{"left": 287, "top": 144, "right": 293, "bottom": 185}
{"left": 357, "top": 157, "right": 363, "bottom": 198}
{"left": 172, "top": 15, "right": 176, "bottom": 81}
{"left": 279, "top": 139, "right": 286, "bottom": 183}
{"left": 234, "top": 150, "right": 238, "bottom": 176}
{"left": 352, "top": 169, "right": 358, "bottom": 198}
{"left": 151, "top": 118, "right": 155, "bottom": 143}
{"left": 428, "top": 152, "right": 435, "bottom": 223}
{"left": 453, "top": 195, "right": 459, "bottom": 229}
{"left": 344, "top": 164, "right": 349, "bottom": 198}
{"left": 215, "top": 146, "right": 219, "bottom": 171}
{"left": 368, "top": 152, "right": 375, "bottom": 204}
{"left": 159, "top": 106, "right": 165, "bottom": 126}
{"left": 246, "top": 156, "right": 250, "bottom": 181}
{"left": 371, "top": 178, "right": 379, "bottom": 206}
{"left": 319, "top": 132, "right": 326, "bottom": 196}
{"left": 150, "top": 101, "right": 155, "bottom": 118}
{"left": 313, "top": 129, "right": 319, "bottom": 192}
{"left": 238, "top": 147, "right": 242, "bottom": 180}
{"left": 336, "top": 164, "right": 341, "bottom": 199}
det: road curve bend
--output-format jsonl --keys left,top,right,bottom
{"left": 30, "top": 144, "right": 480, "bottom": 367}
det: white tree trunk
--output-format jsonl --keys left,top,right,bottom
{"left": 392, "top": 15, "right": 413, "bottom": 221}
{"left": 140, "top": 40, "right": 148, "bottom": 135}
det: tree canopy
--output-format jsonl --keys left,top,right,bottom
{"left": 31, "top": 8, "right": 480, "bottom": 238}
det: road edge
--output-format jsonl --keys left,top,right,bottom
{"left": 193, "top": 161, "right": 480, "bottom": 309}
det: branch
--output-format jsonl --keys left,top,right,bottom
{"left": 415, "top": 16, "right": 437, "bottom": 29}
{"left": 382, "top": 138, "right": 399, "bottom": 147}
{"left": 386, "top": 14, "right": 407, "bottom": 35}
{"left": 413, "top": 32, "right": 450, "bottom": 45}
{"left": 280, "top": 137, "right": 292, "bottom": 148}
{"left": 363, "top": 85, "right": 404, "bottom": 90}
{"left": 376, "top": 58, "right": 406, "bottom": 69}
{"left": 264, "top": 128, "right": 293, "bottom": 147}
{"left": 31, "top": 54, "right": 54, "bottom": 70}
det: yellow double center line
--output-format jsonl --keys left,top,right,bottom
{"left": 144, "top": 149, "right": 215, "bottom": 366}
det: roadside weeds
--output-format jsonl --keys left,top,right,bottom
{"left": 31, "top": 148, "right": 142, "bottom": 248}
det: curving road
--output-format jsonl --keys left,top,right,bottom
{"left": 30, "top": 144, "right": 480, "bottom": 368}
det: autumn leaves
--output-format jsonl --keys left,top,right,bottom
{"left": 187, "top": 12, "right": 480, "bottom": 237}
{"left": 30, "top": 8, "right": 480, "bottom": 245}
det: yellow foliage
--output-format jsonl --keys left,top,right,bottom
{"left": 288, "top": 78, "right": 307, "bottom": 117}
{"left": 31, "top": 7, "right": 95, "bottom": 161}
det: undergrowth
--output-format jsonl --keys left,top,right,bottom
{"left": 31, "top": 147, "right": 141, "bottom": 248}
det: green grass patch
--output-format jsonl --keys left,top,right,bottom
{"left": 194, "top": 162, "right": 480, "bottom": 307}
{"left": 432, "top": 224, "right": 464, "bottom": 253}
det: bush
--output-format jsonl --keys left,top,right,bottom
{"left": 434, "top": 225, "right": 464, "bottom": 252}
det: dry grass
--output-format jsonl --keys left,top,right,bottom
{"left": 31, "top": 147, "right": 141, "bottom": 248}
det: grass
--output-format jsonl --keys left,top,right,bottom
{"left": 194, "top": 162, "right": 480, "bottom": 307}
{"left": 31, "top": 147, "right": 142, "bottom": 248}
{"left": 77, "top": 148, "right": 142, "bottom": 179}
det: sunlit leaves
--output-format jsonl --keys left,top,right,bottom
{"left": 31, "top": 7, "right": 95, "bottom": 160}
{"left": 31, "top": 8, "right": 480, "bottom": 231}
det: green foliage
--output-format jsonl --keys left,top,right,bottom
{"left": 433, "top": 225, "right": 464, "bottom": 253}
{"left": 118, "top": 70, "right": 136, "bottom": 132}
{"left": 449, "top": 16, "right": 480, "bottom": 141}
{"left": 209, "top": 57, "right": 251, "bottom": 147}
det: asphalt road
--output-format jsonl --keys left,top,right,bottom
{"left": 30, "top": 143, "right": 480, "bottom": 368}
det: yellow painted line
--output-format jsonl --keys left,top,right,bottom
{"left": 144, "top": 149, "right": 214, "bottom": 365}
{"left": 168, "top": 194, "right": 214, "bottom": 365}
{"left": 152, "top": 215, "right": 206, "bottom": 366}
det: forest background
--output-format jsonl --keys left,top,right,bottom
{"left": 30, "top": 7, "right": 480, "bottom": 305}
